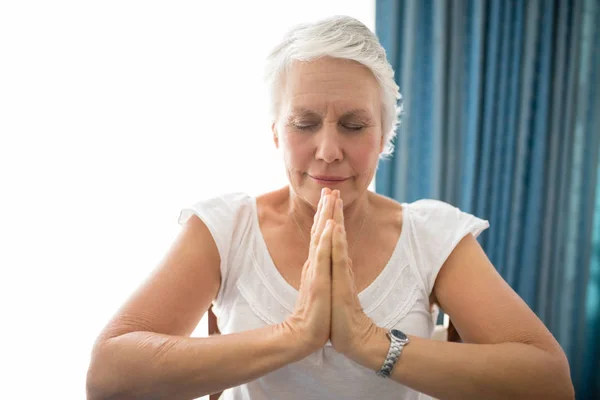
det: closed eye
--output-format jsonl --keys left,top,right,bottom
{"left": 342, "top": 124, "right": 365, "bottom": 131}
{"left": 293, "top": 123, "right": 319, "bottom": 131}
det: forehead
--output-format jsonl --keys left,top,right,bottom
{"left": 280, "top": 57, "right": 381, "bottom": 116}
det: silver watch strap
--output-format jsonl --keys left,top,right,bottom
{"left": 376, "top": 331, "right": 406, "bottom": 378}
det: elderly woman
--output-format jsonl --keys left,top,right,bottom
{"left": 86, "top": 16, "right": 574, "bottom": 400}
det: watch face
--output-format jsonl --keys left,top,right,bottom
{"left": 390, "top": 329, "right": 408, "bottom": 342}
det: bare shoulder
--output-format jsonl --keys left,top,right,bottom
{"left": 95, "top": 214, "right": 221, "bottom": 344}
{"left": 365, "top": 191, "right": 404, "bottom": 257}
{"left": 368, "top": 191, "right": 404, "bottom": 229}
{"left": 255, "top": 187, "right": 290, "bottom": 224}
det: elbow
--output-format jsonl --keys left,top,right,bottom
{"left": 86, "top": 341, "right": 128, "bottom": 400}
{"left": 555, "top": 375, "right": 575, "bottom": 400}
{"left": 513, "top": 362, "right": 574, "bottom": 400}
{"left": 546, "top": 351, "right": 575, "bottom": 400}
{"left": 86, "top": 363, "right": 109, "bottom": 399}
{"left": 548, "top": 375, "right": 575, "bottom": 400}
{"left": 86, "top": 342, "right": 113, "bottom": 400}
{"left": 564, "top": 385, "right": 576, "bottom": 400}
{"left": 511, "top": 345, "right": 575, "bottom": 400}
{"left": 86, "top": 376, "right": 113, "bottom": 400}
{"left": 557, "top": 354, "right": 575, "bottom": 400}
{"left": 550, "top": 381, "right": 575, "bottom": 400}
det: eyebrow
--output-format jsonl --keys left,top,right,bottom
{"left": 340, "top": 108, "right": 374, "bottom": 120}
{"left": 288, "top": 107, "right": 374, "bottom": 119}
{"left": 288, "top": 107, "right": 323, "bottom": 118}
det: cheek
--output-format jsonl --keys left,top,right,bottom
{"left": 351, "top": 136, "right": 381, "bottom": 172}
{"left": 280, "top": 132, "right": 312, "bottom": 168}
{"left": 353, "top": 153, "right": 377, "bottom": 174}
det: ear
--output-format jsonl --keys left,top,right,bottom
{"left": 272, "top": 122, "right": 279, "bottom": 149}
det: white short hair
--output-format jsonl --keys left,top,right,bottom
{"left": 265, "top": 15, "right": 402, "bottom": 157}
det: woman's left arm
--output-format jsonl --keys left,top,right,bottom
{"left": 345, "top": 234, "right": 575, "bottom": 400}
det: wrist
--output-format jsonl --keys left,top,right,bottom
{"left": 277, "top": 319, "right": 322, "bottom": 361}
{"left": 346, "top": 325, "right": 390, "bottom": 371}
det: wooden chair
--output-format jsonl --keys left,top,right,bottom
{"left": 431, "top": 304, "right": 461, "bottom": 343}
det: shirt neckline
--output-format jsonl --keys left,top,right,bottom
{"left": 249, "top": 197, "right": 409, "bottom": 312}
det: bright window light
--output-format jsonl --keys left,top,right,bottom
{"left": 0, "top": 1, "right": 374, "bottom": 398}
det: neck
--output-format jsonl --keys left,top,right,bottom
{"left": 287, "top": 187, "right": 370, "bottom": 238}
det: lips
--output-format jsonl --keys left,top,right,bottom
{"left": 309, "top": 175, "right": 349, "bottom": 182}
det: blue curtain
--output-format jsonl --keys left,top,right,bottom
{"left": 375, "top": 0, "right": 600, "bottom": 398}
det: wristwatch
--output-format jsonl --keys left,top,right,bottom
{"left": 376, "top": 329, "right": 410, "bottom": 378}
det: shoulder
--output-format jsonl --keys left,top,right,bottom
{"left": 403, "top": 198, "right": 489, "bottom": 243}
{"left": 405, "top": 199, "right": 488, "bottom": 234}
{"left": 254, "top": 186, "right": 297, "bottom": 226}
{"left": 190, "top": 191, "right": 253, "bottom": 210}
{"left": 401, "top": 198, "right": 489, "bottom": 295}
{"left": 406, "top": 198, "right": 459, "bottom": 217}
{"left": 368, "top": 191, "right": 404, "bottom": 224}
{"left": 406, "top": 199, "right": 489, "bottom": 236}
{"left": 177, "top": 191, "right": 255, "bottom": 266}
{"left": 178, "top": 192, "right": 254, "bottom": 226}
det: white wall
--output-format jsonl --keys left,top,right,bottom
{"left": 0, "top": 1, "right": 374, "bottom": 398}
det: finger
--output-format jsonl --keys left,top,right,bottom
{"left": 331, "top": 190, "right": 340, "bottom": 208}
{"left": 332, "top": 223, "right": 349, "bottom": 272}
{"left": 320, "top": 193, "right": 336, "bottom": 234}
{"left": 301, "top": 259, "right": 318, "bottom": 300}
{"left": 310, "top": 198, "right": 322, "bottom": 237}
{"left": 310, "top": 193, "right": 328, "bottom": 254}
{"left": 300, "top": 259, "right": 310, "bottom": 284}
{"left": 311, "top": 188, "right": 328, "bottom": 235}
{"left": 310, "top": 193, "right": 334, "bottom": 254}
{"left": 311, "top": 188, "right": 331, "bottom": 234}
{"left": 333, "top": 197, "right": 344, "bottom": 227}
{"left": 315, "top": 219, "right": 334, "bottom": 280}
{"left": 346, "top": 259, "right": 359, "bottom": 298}
{"left": 347, "top": 258, "right": 355, "bottom": 281}
{"left": 308, "top": 190, "right": 329, "bottom": 259}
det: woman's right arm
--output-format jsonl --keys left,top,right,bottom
{"left": 86, "top": 214, "right": 306, "bottom": 400}
{"left": 87, "top": 320, "right": 304, "bottom": 399}
{"left": 87, "top": 190, "right": 335, "bottom": 400}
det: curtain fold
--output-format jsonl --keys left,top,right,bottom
{"left": 375, "top": 0, "right": 600, "bottom": 398}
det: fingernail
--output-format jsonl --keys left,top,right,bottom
{"left": 338, "top": 198, "right": 343, "bottom": 208}
{"left": 321, "top": 188, "right": 326, "bottom": 197}
{"left": 323, "top": 195, "right": 327, "bottom": 205}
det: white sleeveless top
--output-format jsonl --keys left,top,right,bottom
{"left": 178, "top": 192, "right": 489, "bottom": 400}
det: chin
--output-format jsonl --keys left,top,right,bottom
{"left": 302, "top": 188, "right": 322, "bottom": 207}
{"left": 292, "top": 182, "right": 321, "bottom": 206}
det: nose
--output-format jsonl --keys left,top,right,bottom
{"left": 314, "top": 123, "right": 343, "bottom": 163}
